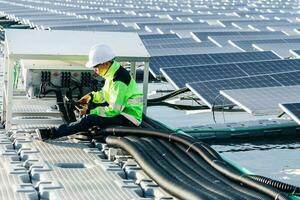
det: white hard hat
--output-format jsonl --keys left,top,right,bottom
{"left": 85, "top": 44, "right": 116, "bottom": 68}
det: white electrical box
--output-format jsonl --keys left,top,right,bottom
{"left": 20, "top": 59, "right": 103, "bottom": 98}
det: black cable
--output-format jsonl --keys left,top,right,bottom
{"left": 249, "top": 175, "right": 300, "bottom": 196}
{"left": 147, "top": 87, "right": 189, "bottom": 103}
{"left": 147, "top": 101, "right": 209, "bottom": 110}
{"left": 48, "top": 81, "right": 62, "bottom": 89}
{"left": 174, "top": 142, "right": 270, "bottom": 200}
{"left": 212, "top": 94, "right": 221, "bottom": 124}
{"left": 97, "top": 127, "right": 292, "bottom": 200}
{"left": 106, "top": 136, "right": 212, "bottom": 200}
{"left": 140, "top": 137, "right": 247, "bottom": 200}
{"left": 38, "top": 83, "right": 46, "bottom": 98}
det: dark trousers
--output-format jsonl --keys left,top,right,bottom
{"left": 52, "top": 114, "right": 135, "bottom": 138}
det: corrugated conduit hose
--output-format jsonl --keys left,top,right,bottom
{"left": 95, "top": 127, "right": 293, "bottom": 200}
{"left": 248, "top": 175, "right": 300, "bottom": 196}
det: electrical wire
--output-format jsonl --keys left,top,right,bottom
{"left": 148, "top": 101, "right": 209, "bottom": 110}
{"left": 148, "top": 87, "right": 189, "bottom": 103}
{"left": 212, "top": 94, "right": 221, "bottom": 124}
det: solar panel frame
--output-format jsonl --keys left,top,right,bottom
{"left": 279, "top": 103, "right": 300, "bottom": 125}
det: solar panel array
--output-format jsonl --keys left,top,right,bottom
{"left": 279, "top": 103, "right": 300, "bottom": 125}
{"left": 151, "top": 51, "right": 280, "bottom": 78}
{"left": 220, "top": 86, "right": 300, "bottom": 115}
{"left": 208, "top": 34, "right": 300, "bottom": 48}
{"left": 193, "top": 31, "right": 286, "bottom": 42}
{"left": 161, "top": 53, "right": 292, "bottom": 88}
{"left": 1, "top": 0, "right": 300, "bottom": 56}
{"left": 187, "top": 71, "right": 300, "bottom": 108}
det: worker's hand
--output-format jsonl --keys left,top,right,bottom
{"left": 76, "top": 104, "right": 88, "bottom": 115}
{"left": 78, "top": 94, "right": 91, "bottom": 105}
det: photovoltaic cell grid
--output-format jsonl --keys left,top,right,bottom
{"left": 192, "top": 31, "right": 286, "bottom": 41}
{"left": 150, "top": 51, "right": 279, "bottom": 78}
{"left": 147, "top": 46, "right": 241, "bottom": 57}
{"left": 220, "top": 86, "right": 300, "bottom": 115}
{"left": 230, "top": 38, "right": 300, "bottom": 52}
{"left": 253, "top": 43, "right": 300, "bottom": 58}
{"left": 141, "top": 38, "right": 195, "bottom": 46}
{"left": 237, "top": 59, "right": 300, "bottom": 75}
{"left": 157, "top": 41, "right": 216, "bottom": 49}
{"left": 161, "top": 57, "right": 295, "bottom": 88}
{"left": 187, "top": 71, "right": 300, "bottom": 108}
{"left": 139, "top": 34, "right": 180, "bottom": 40}
{"left": 162, "top": 63, "right": 248, "bottom": 89}
{"left": 150, "top": 54, "right": 215, "bottom": 78}
{"left": 279, "top": 103, "right": 300, "bottom": 125}
{"left": 187, "top": 75, "right": 282, "bottom": 107}
{"left": 209, "top": 51, "right": 280, "bottom": 64}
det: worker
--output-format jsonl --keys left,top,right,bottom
{"left": 36, "top": 44, "right": 143, "bottom": 140}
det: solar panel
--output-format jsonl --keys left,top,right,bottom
{"left": 140, "top": 34, "right": 179, "bottom": 40}
{"left": 232, "top": 19, "right": 290, "bottom": 28}
{"left": 192, "top": 31, "right": 285, "bottom": 41}
{"left": 279, "top": 103, "right": 300, "bottom": 125}
{"left": 209, "top": 35, "right": 300, "bottom": 47}
{"left": 149, "top": 54, "right": 215, "bottom": 78}
{"left": 161, "top": 63, "right": 247, "bottom": 89}
{"left": 220, "top": 86, "right": 300, "bottom": 115}
{"left": 230, "top": 38, "right": 300, "bottom": 51}
{"left": 142, "top": 38, "right": 196, "bottom": 46}
{"left": 158, "top": 41, "right": 216, "bottom": 48}
{"left": 208, "top": 51, "right": 280, "bottom": 63}
{"left": 187, "top": 71, "right": 300, "bottom": 108}
{"left": 147, "top": 46, "right": 241, "bottom": 57}
{"left": 237, "top": 59, "right": 300, "bottom": 75}
{"left": 253, "top": 43, "right": 300, "bottom": 58}
{"left": 161, "top": 53, "right": 285, "bottom": 88}
{"left": 151, "top": 51, "right": 280, "bottom": 78}
{"left": 270, "top": 71, "right": 300, "bottom": 86}
{"left": 187, "top": 75, "right": 282, "bottom": 108}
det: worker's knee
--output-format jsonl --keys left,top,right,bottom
{"left": 81, "top": 115, "right": 101, "bottom": 127}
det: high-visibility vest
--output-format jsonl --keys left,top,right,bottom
{"left": 88, "top": 61, "right": 143, "bottom": 126}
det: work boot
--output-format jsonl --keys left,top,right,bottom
{"left": 35, "top": 128, "right": 52, "bottom": 141}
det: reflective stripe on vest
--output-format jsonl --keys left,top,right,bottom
{"left": 127, "top": 97, "right": 143, "bottom": 105}
{"left": 97, "top": 107, "right": 106, "bottom": 117}
{"left": 121, "top": 112, "right": 141, "bottom": 126}
{"left": 110, "top": 103, "right": 124, "bottom": 111}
